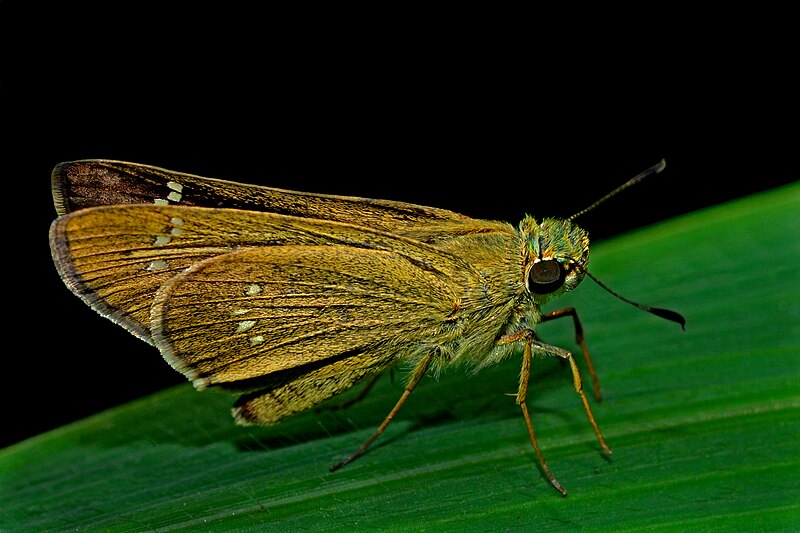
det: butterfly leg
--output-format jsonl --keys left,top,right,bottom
{"left": 500, "top": 328, "right": 568, "bottom": 495}
{"left": 557, "top": 345, "right": 613, "bottom": 456}
{"left": 330, "top": 353, "right": 433, "bottom": 472}
{"left": 499, "top": 328, "right": 612, "bottom": 496}
{"left": 540, "top": 307, "right": 602, "bottom": 401}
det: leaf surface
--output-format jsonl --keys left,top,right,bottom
{"left": 3, "top": 183, "right": 798, "bottom": 531}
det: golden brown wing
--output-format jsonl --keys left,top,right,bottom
{"left": 50, "top": 204, "right": 486, "bottom": 343}
{"left": 150, "top": 244, "right": 469, "bottom": 423}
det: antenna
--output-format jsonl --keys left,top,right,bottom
{"left": 584, "top": 269, "right": 686, "bottom": 329}
{"left": 563, "top": 158, "right": 684, "bottom": 329}
{"left": 567, "top": 159, "right": 666, "bottom": 222}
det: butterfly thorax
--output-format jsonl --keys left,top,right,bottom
{"left": 429, "top": 216, "right": 586, "bottom": 370}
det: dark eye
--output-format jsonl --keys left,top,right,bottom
{"left": 526, "top": 259, "right": 565, "bottom": 294}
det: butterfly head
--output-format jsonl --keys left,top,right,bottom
{"left": 521, "top": 216, "right": 589, "bottom": 300}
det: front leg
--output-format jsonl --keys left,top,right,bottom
{"left": 541, "top": 307, "right": 602, "bottom": 401}
{"left": 498, "top": 329, "right": 612, "bottom": 496}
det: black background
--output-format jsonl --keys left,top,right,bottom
{"left": 3, "top": 6, "right": 797, "bottom": 448}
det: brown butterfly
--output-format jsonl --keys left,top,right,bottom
{"left": 50, "top": 159, "right": 683, "bottom": 495}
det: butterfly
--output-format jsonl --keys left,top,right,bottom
{"left": 50, "top": 159, "right": 683, "bottom": 495}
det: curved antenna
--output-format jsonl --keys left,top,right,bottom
{"left": 584, "top": 269, "right": 686, "bottom": 329}
{"left": 567, "top": 159, "right": 666, "bottom": 222}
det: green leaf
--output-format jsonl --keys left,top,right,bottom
{"left": 4, "top": 183, "right": 799, "bottom": 532}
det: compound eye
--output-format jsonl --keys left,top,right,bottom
{"left": 526, "top": 259, "right": 565, "bottom": 294}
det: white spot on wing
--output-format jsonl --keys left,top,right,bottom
{"left": 146, "top": 259, "right": 168, "bottom": 271}
{"left": 245, "top": 284, "right": 262, "bottom": 296}
{"left": 153, "top": 235, "right": 171, "bottom": 246}
{"left": 170, "top": 227, "right": 183, "bottom": 236}
{"left": 250, "top": 335, "right": 265, "bottom": 346}
{"left": 167, "top": 191, "right": 182, "bottom": 202}
{"left": 236, "top": 320, "right": 256, "bottom": 333}
{"left": 167, "top": 181, "right": 184, "bottom": 192}
{"left": 154, "top": 199, "right": 169, "bottom": 205}
{"left": 170, "top": 217, "right": 184, "bottom": 226}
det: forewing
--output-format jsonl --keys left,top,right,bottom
{"left": 52, "top": 160, "right": 509, "bottom": 243}
{"left": 151, "top": 245, "right": 464, "bottom": 422}
{"left": 50, "top": 203, "right": 475, "bottom": 343}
